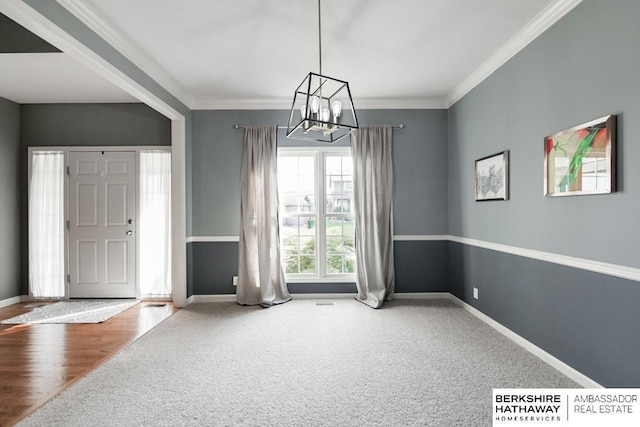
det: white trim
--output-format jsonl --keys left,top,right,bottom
{"left": 0, "top": 0, "right": 183, "bottom": 121}
{"left": 291, "top": 293, "right": 356, "bottom": 299}
{"left": 48, "top": 0, "right": 579, "bottom": 111}
{"left": 56, "top": 0, "right": 193, "bottom": 108}
{"left": 192, "top": 97, "right": 448, "bottom": 111}
{"left": 170, "top": 119, "right": 188, "bottom": 308}
{"left": 191, "top": 295, "right": 237, "bottom": 303}
{"left": 449, "top": 235, "right": 640, "bottom": 283}
{"left": 186, "top": 236, "right": 240, "bottom": 243}
{"left": 186, "top": 234, "right": 450, "bottom": 243}
{"left": 392, "top": 235, "right": 448, "bottom": 241}
{"left": 285, "top": 278, "right": 355, "bottom": 284}
{"left": 394, "top": 292, "right": 450, "bottom": 299}
{"left": 0, "top": 296, "right": 25, "bottom": 309}
{"left": 183, "top": 234, "right": 639, "bottom": 283}
{"left": 17, "top": 0, "right": 579, "bottom": 112}
{"left": 192, "top": 98, "right": 293, "bottom": 111}
{"left": 186, "top": 295, "right": 195, "bottom": 306}
{"left": 55, "top": 1, "right": 446, "bottom": 111}
{"left": 446, "top": 0, "right": 583, "bottom": 107}
{"left": 190, "top": 293, "right": 359, "bottom": 302}
{"left": 447, "top": 294, "right": 603, "bottom": 388}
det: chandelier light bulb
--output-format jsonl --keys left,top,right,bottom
{"left": 321, "top": 108, "right": 330, "bottom": 122}
{"left": 331, "top": 100, "right": 342, "bottom": 122}
{"left": 310, "top": 96, "right": 320, "bottom": 114}
{"left": 300, "top": 105, "right": 307, "bottom": 119}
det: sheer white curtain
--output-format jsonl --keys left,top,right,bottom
{"left": 237, "top": 126, "right": 291, "bottom": 307}
{"left": 29, "top": 151, "right": 65, "bottom": 298}
{"left": 139, "top": 151, "right": 172, "bottom": 297}
{"left": 351, "top": 126, "right": 395, "bottom": 308}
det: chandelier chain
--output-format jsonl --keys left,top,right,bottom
{"left": 318, "top": 0, "right": 322, "bottom": 76}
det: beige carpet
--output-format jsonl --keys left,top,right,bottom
{"left": 18, "top": 299, "right": 579, "bottom": 426}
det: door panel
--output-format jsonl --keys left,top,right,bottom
{"left": 68, "top": 151, "right": 136, "bottom": 298}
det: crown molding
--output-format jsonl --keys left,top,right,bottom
{"left": 191, "top": 97, "right": 448, "bottom": 111}
{"left": 191, "top": 98, "right": 293, "bottom": 111}
{"left": 56, "top": 0, "right": 582, "bottom": 112}
{"left": 57, "top": 0, "right": 194, "bottom": 108}
{"left": 446, "top": 0, "right": 584, "bottom": 107}
{"left": 354, "top": 98, "right": 448, "bottom": 110}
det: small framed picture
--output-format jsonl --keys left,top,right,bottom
{"left": 544, "top": 115, "right": 615, "bottom": 197}
{"left": 475, "top": 151, "right": 509, "bottom": 201}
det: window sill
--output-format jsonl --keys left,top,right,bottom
{"left": 285, "top": 276, "right": 356, "bottom": 284}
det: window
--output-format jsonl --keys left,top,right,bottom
{"left": 277, "top": 148, "right": 355, "bottom": 281}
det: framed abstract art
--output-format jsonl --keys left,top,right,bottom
{"left": 544, "top": 115, "right": 616, "bottom": 197}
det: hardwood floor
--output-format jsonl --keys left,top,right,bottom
{"left": 0, "top": 300, "right": 177, "bottom": 426}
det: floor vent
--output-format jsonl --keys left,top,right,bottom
{"left": 314, "top": 301, "right": 336, "bottom": 306}
{"left": 144, "top": 303, "right": 167, "bottom": 308}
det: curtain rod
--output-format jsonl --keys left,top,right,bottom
{"left": 233, "top": 124, "right": 405, "bottom": 130}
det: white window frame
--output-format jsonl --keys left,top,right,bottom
{"left": 278, "top": 146, "right": 355, "bottom": 283}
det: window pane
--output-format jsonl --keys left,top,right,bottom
{"left": 326, "top": 155, "right": 353, "bottom": 214}
{"left": 299, "top": 256, "right": 315, "bottom": 273}
{"left": 280, "top": 217, "right": 316, "bottom": 274}
{"left": 278, "top": 155, "right": 315, "bottom": 213}
{"left": 325, "top": 216, "right": 355, "bottom": 274}
{"left": 283, "top": 254, "right": 299, "bottom": 274}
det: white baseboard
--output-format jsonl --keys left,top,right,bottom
{"left": 190, "top": 293, "right": 359, "bottom": 302}
{"left": 394, "top": 292, "right": 450, "bottom": 299}
{"left": 0, "top": 295, "right": 28, "bottom": 309}
{"left": 191, "top": 294, "right": 236, "bottom": 303}
{"left": 447, "top": 294, "right": 602, "bottom": 389}
{"left": 291, "top": 293, "right": 356, "bottom": 299}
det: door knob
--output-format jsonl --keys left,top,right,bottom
{"left": 126, "top": 231, "right": 133, "bottom": 236}
{"left": 128, "top": 219, "right": 133, "bottom": 224}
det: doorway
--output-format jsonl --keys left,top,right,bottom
{"left": 28, "top": 147, "right": 172, "bottom": 299}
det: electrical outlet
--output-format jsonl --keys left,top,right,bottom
{"left": 232, "top": 276, "right": 238, "bottom": 286}
{"left": 473, "top": 287, "right": 479, "bottom": 299}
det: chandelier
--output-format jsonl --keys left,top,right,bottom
{"left": 286, "top": 0, "right": 359, "bottom": 143}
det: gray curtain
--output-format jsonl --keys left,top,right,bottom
{"left": 351, "top": 126, "right": 395, "bottom": 308}
{"left": 236, "top": 126, "right": 291, "bottom": 307}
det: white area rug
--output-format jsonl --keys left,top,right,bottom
{"left": 0, "top": 300, "right": 140, "bottom": 324}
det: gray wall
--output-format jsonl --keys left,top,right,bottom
{"left": 191, "top": 109, "right": 448, "bottom": 236}
{"left": 189, "top": 109, "right": 449, "bottom": 294}
{"left": 448, "top": 0, "right": 640, "bottom": 267}
{"left": 448, "top": 0, "right": 640, "bottom": 386}
{"left": 0, "top": 12, "right": 60, "bottom": 53}
{"left": 20, "top": 103, "right": 171, "bottom": 147}
{"left": 19, "top": 103, "right": 171, "bottom": 295}
{"left": 0, "top": 97, "right": 21, "bottom": 300}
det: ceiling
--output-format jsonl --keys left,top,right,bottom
{"left": 1, "top": 0, "right": 581, "bottom": 108}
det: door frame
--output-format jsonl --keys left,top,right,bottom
{"left": 28, "top": 146, "right": 172, "bottom": 300}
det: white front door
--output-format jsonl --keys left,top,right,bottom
{"left": 68, "top": 151, "right": 136, "bottom": 298}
